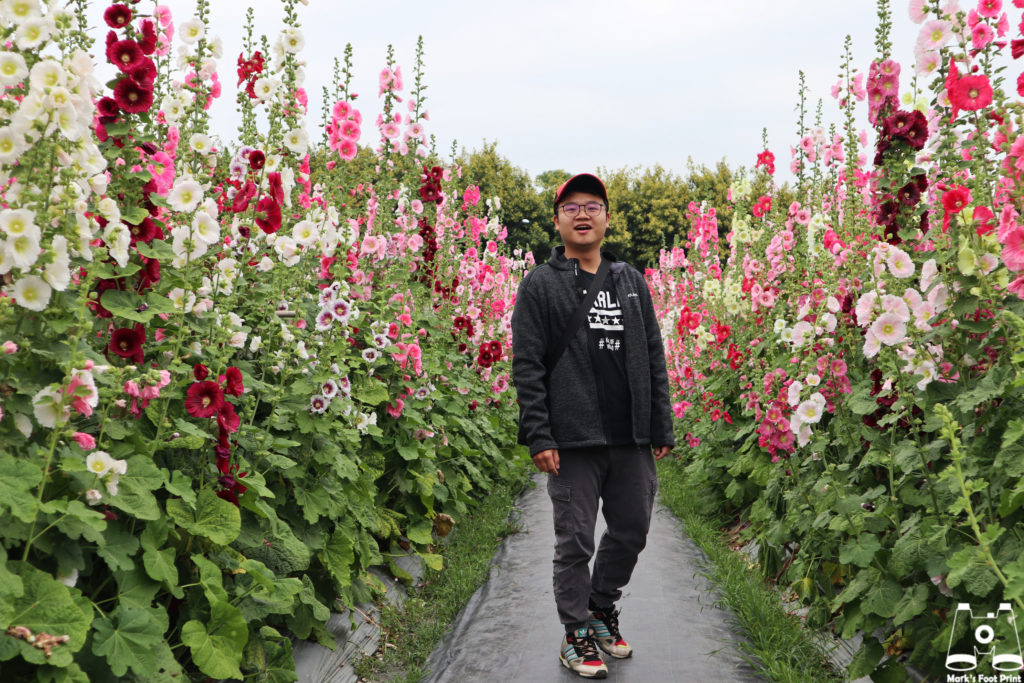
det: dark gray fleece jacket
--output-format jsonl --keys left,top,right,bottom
{"left": 511, "top": 246, "right": 675, "bottom": 456}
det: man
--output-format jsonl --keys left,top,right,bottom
{"left": 511, "top": 173, "right": 675, "bottom": 679}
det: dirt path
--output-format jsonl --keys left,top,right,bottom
{"left": 421, "top": 473, "right": 764, "bottom": 682}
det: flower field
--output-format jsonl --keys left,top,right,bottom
{"left": 0, "top": 0, "right": 529, "bottom": 680}
{"left": 650, "top": 0, "right": 1024, "bottom": 677}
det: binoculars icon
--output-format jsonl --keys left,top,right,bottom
{"left": 946, "top": 603, "right": 1024, "bottom": 672}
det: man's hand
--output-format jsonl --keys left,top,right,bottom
{"left": 653, "top": 445, "right": 672, "bottom": 460}
{"left": 532, "top": 448, "right": 560, "bottom": 475}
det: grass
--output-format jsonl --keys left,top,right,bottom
{"left": 656, "top": 459, "right": 846, "bottom": 683}
{"left": 353, "top": 465, "right": 532, "bottom": 682}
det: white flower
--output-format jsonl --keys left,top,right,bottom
{"left": 168, "top": 178, "right": 203, "bottom": 213}
{"left": 292, "top": 219, "right": 318, "bottom": 246}
{"left": 805, "top": 373, "right": 821, "bottom": 387}
{"left": 821, "top": 312, "right": 837, "bottom": 333}
{"left": 14, "top": 17, "right": 51, "bottom": 50}
{"left": 179, "top": 18, "right": 206, "bottom": 44}
{"left": 0, "top": 126, "right": 27, "bottom": 164}
{"left": 886, "top": 248, "right": 915, "bottom": 279}
{"left": 915, "top": 360, "right": 936, "bottom": 391}
{"left": 32, "top": 386, "right": 67, "bottom": 427}
{"left": 283, "top": 127, "right": 308, "bottom": 155}
{"left": 309, "top": 395, "right": 329, "bottom": 414}
{"left": 12, "top": 275, "right": 51, "bottom": 311}
{"left": 28, "top": 58, "right": 65, "bottom": 90}
{"left": 14, "top": 412, "right": 32, "bottom": 438}
{"left": 105, "top": 222, "right": 131, "bottom": 268}
{"left": 96, "top": 196, "right": 121, "bottom": 224}
{"left": 192, "top": 212, "right": 219, "bottom": 245}
{"left": 171, "top": 225, "right": 208, "bottom": 264}
{"left": 3, "top": 0, "right": 42, "bottom": 20}
{"left": 43, "top": 259, "right": 70, "bottom": 292}
{"left": 797, "top": 397, "right": 825, "bottom": 424}
{"left": 85, "top": 489, "right": 103, "bottom": 506}
{"left": 790, "top": 321, "right": 814, "bottom": 347}
{"left": 252, "top": 77, "right": 279, "bottom": 102}
{"left": 160, "top": 94, "right": 185, "bottom": 124}
{"left": 57, "top": 568, "right": 78, "bottom": 588}
{"left": 168, "top": 287, "right": 196, "bottom": 313}
{"left": 227, "top": 331, "right": 248, "bottom": 348}
{"left": 281, "top": 27, "right": 305, "bottom": 53}
{"left": 249, "top": 335, "right": 262, "bottom": 352}
{"left": 189, "top": 133, "right": 212, "bottom": 154}
{"left": 354, "top": 411, "right": 377, "bottom": 433}
{"left": 6, "top": 231, "right": 39, "bottom": 268}
{"left": 257, "top": 256, "right": 274, "bottom": 272}
{"left": 787, "top": 380, "right": 803, "bottom": 406}
{"left": 0, "top": 51, "right": 28, "bottom": 86}
{"left": 362, "top": 348, "right": 380, "bottom": 363}
{"left": 86, "top": 451, "right": 116, "bottom": 476}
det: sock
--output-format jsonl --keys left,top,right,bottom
{"left": 565, "top": 621, "right": 587, "bottom": 635}
{"left": 588, "top": 598, "right": 612, "bottom": 613}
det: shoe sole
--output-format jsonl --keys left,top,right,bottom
{"left": 559, "top": 655, "right": 608, "bottom": 678}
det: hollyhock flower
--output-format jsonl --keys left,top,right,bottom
{"left": 309, "top": 395, "right": 329, "bottom": 414}
{"left": 949, "top": 73, "right": 993, "bottom": 113}
{"left": 1001, "top": 225, "right": 1024, "bottom": 271}
{"left": 915, "top": 361, "right": 937, "bottom": 390}
{"left": 108, "top": 324, "right": 146, "bottom": 363}
{"left": 107, "top": 39, "right": 145, "bottom": 73}
{"left": 86, "top": 451, "right": 117, "bottom": 477}
{"left": 255, "top": 197, "right": 282, "bottom": 234}
{"left": 863, "top": 330, "right": 882, "bottom": 358}
{"left": 223, "top": 366, "right": 244, "bottom": 396}
{"left": 193, "top": 363, "right": 209, "bottom": 380}
{"left": 797, "top": 396, "right": 826, "bottom": 424}
{"left": 918, "top": 20, "right": 953, "bottom": 50}
{"left": 2, "top": 341, "right": 16, "bottom": 354}
{"left": 6, "top": 231, "right": 41, "bottom": 268}
{"left": 85, "top": 489, "right": 103, "bottom": 506}
{"left": 113, "top": 77, "right": 153, "bottom": 113}
{"left": 186, "top": 381, "right": 225, "bottom": 418}
{"left": 909, "top": 0, "right": 927, "bottom": 21}
{"left": 972, "top": 21, "right": 994, "bottom": 49}
{"left": 33, "top": 387, "right": 68, "bottom": 428}
{"left": 787, "top": 380, "right": 803, "bottom": 406}
{"left": 315, "top": 309, "right": 334, "bottom": 331}
{"left": 217, "top": 402, "right": 240, "bottom": 433}
{"left": 179, "top": 18, "right": 205, "bottom": 44}
{"left": 887, "top": 249, "right": 915, "bottom": 278}
{"left": 0, "top": 51, "right": 28, "bottom": 86}
{"left": 12, "top": 275, "right": 52, "bottom": 311}
{"left": 321, "top": 379, "right": 339, "bottom": 399}
{"left": 977, "top": 0, "right": 1002, "bottom": 17}
{"left": 871, "top": 313, "right": 908, "bottom": 346}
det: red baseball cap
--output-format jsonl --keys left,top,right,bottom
{"left": 553, "top": 173, "right": 608, "bottom": 211}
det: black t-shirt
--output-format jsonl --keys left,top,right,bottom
{"left": 577, "top": 269, "right": 633, "bottom": 445}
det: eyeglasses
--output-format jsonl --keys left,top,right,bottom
{"left": 560, "top": 202, "right": 606, "bottom": 218}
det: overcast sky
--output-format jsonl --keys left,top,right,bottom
{"left": 167, "top": 1, "right": 926, "bottom": 183}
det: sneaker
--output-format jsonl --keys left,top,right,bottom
{"left": 560, "top": 626, "right": 608, "bottom": 678}
{"left": 588, "top": 607, "right": 632, "bottom": 659}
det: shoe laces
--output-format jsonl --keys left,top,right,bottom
{"left": 568, "top": 630, "right": 601, "bottom": 661}
{"left": 593, "top": 607, "right": 622, "bottom": 640}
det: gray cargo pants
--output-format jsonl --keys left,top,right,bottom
{"left": 546, "top": 444, "right": 658, "bottom": 627}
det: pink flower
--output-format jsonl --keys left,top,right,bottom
{"left": 386, "top": 398, "right": 405, "bottom": 419}
{"left": 977, "top": 0, "right": 1002, "bottom": 17}
{"left": 830, "top": 359, "right": 848, "bottom": 376}
{"left": 909, "top": 0, "right": 928, "bottom": 22}
{"left": 870, "top": 313, "right": 908, "bottom": 346}
{"left": 72, "top": 432, "right": 96, "bottom": 450}
{"left": 918, "top": 20, "right": 952, "bottom": 50}
{"left": 971, "top": 21, "right": 994, "bottom": 49}
{"left": 1001, "top": 225, "right": 1024, "bottom": 271}
{"left": 2, "top": 341, "right": 16, "bottom": 354}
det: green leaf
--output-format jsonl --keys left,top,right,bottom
{"left": 892, "top": 583, "right": 929, "bottom": 626}
{"left": 0, "top": 562, "right": 92, "bottom": 667}
{"left": 122, "top": 206, "right": 152, "bottom": 225}
{"left": 839, "top": 533, "right": 882, "bottom": 567}
{"left": 33, "top": 662, "right": 89, "bottom": 683}
{"left": 180, "top": 602, "right": 247, "bottom": 680}
{"left": 190, "top": 554, "right": 228, "bottom": 605}
{"left": 96, "top": 520, "right": 140, "bottom": 572}
{"left": 114, "top": 566, "right": 161, "bottom": 611}
{"left": 108, "top": 456, "right": 164, "bottom": 521}
{"left": 322, "top": 530, "right": 354, "bottom": 588}
{"left": 91, "top": 606, "right": 168, "bottom": 677}
{"left": 54, "top": 500, "right": 107, "bottom": 543}
{"left": 354, "top": 380, "right": 389, "bottom": 406}
{"left": 166, "top": 488, "right": 240, "bottom": 545}
{"left": 863, "top": 577, "right": 903, "bottom": 618}
{"left": 419, "top": 552, "right": 444, "bottom": 571}
{"left": 0, "top": 453, "right": 42, "bottom": 523}
{"left": 848, "top": 636, "right": 884, "bottom": 679}
{"left": 0, "top": 546, "right": 24, "bottom": 600}
{"left": 251, "top": 625, "right": 298, "bottom": 683}
{"left": 406, "top": 520, "right": 433, "bottom": 545}
{"left": 100, "top": 289, "right": 155, "bottom": 324}
{"left": 142, "top": 546, "right": 181, "bottom": 598}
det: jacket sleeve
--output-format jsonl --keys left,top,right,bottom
{"left": 511, "top": 272, "right": 559, "bottom": 455}
{"left": 639, "top": 274, "right": 676, "bottom": 447}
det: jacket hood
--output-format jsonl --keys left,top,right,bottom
{"left": 548, "top": 245, "right": 625, "bottom": 273}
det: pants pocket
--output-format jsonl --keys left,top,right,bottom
{"left": 547, "top": 478, "right": 575, "bottom": 532}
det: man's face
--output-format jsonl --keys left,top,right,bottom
{"left": 553, "top": 191, "right": 609, "bottom": 254}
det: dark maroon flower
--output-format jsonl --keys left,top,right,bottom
{"left": 108, "top": 323, "right": 146, "bottom": 363}
{"left": 185, "top": 381, "right": 224, "bottom": 418}
{"left": 193, "top": 363, "right": 210, "bottom": 380}
{"left": 97, "top": 97, "right": 120, "bottom": 118}
{"left": 103, "top": 4, "right": 132, "bottom": 29}
{"left": 217, "top": 401, "right": 240, "bottom": 433}
{"left": 129, "top": 58, "right": 157, "bottom": 88}
{"left": 138, "top": 19, "right": 157, "bottom": 55}
{"left": 127, "top": 216, "right": 157, "bottom": 244}
{"left": 896, "top": 181, "right": 921, "bottom": 207}
{"left": 222, "top": 366, "right": 244, "bottom": 397}
{"left": 248, "top": 149, "right": 265, "bottom": 170}
{"left": 137, "top": 257, "right": 161, "bottom": 291}
{"left": 267, "top": 172, "right": 283, "bottom": 205}
{"left": 106, "top": 39, "right": 145, "bottom": 73}
{"left": 113, "top": 77, "right": 153, "bottom": 114}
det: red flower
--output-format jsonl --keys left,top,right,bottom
{"left": 138, "top": 19, "right": 157, "bottom": 54}
{"left": 129, "top": 58, "right": 157, "bottom": 88}
{"left": 948, "top": 73, "right": 993, "bottom": 118}
{"left": 755, "top": 150, "right": 775, "bottom": 175}
{"left": 1018, "top": 72, "right": 1024, "bottom": 98}
{"left": 185, "top": 381, "right": 224, "bottom": 418}
{"left": 942, "top": 185, "right": 971, "bottom": 214}
{"left": 222, "top": 366, "right": 244, "bottom": 396}
{"left": 113, "top": 77, "right": 153, "bottom": 113}
{"left": 96, "top": 97, "right": 119, "bottom": 118}
{"left": 103, "top": 4, "right": 132, "bottom": 29}
{"left": 752, "top": 195, "right": 772, "bottom": 218}
{"left": 267, "top": 172, "right": 284, "bottom": 205}
{"left": 193, "top": 363, "right": 209, "bottom": 380}
{"left": 255, "top": 196, "right": 282, "bottom": 234}
{"left": 106, "top": 39, "right": 145, "bottom": 73}
{"left": 231, "top": 181, "right": 257, "bottom": 213}
{"left": 217, "top": 401, "right": 240, "bottom": 433}
{"left": 108, "top": 323, "right": 146, "bottom": 363}
{"left": 127, "top": 216, "right": 158, "bottom": 244}
{"left": 248, "top": 150, "right": 265, "bottom": 170}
